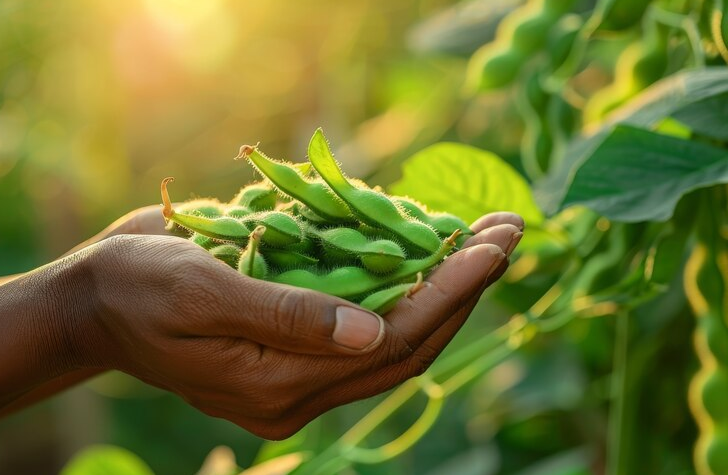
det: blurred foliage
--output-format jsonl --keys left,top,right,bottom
{"left": 2, "top": 0, "right": 728, "bottom": 474}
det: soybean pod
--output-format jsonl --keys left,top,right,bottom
{"left": 272, "top": 230, "right": 460, "bottom": 299}
{"left": 686, "top": 188, "right": 728, "bottom": 475}
{"left": 313, "top": 227, "right": 406, "bottom": 274}
{"left": 263, "top": 248, "right": 319, "bottom": 269}
{"left": 161, "top": 178, "right": 250, "bottom": 242}
{"left": 190, "top": 232, "right": 216, "bottom": 250}
{"left": 210, "top": 244, "right": 243, "bottom": 269}
{"left": 360, "top": 272, "right": 425, "bottom": 315}
{"left": 230, "top": 182, "right": 277, "bottom": 211}
{"left": 238, "top": 144, "right": 354, "bottom": 222}
{"left": 238, "top": 225, "right": 268, "bottom": 279}
{"left": 392, "top": 197, "right": 473, "bottom": 240}
{"left": 307, "top": 129, "right": 441, "bottom": 255}
{"left": 241, "top": 211, "right": 303, "bottom": 247}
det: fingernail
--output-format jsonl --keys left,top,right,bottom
{"left": 505, "top": 232, "right": 523, "bottom": 257}
{"left": 486, "top": 249, "right": 507, "bottom": 279}
{"left": 333, "top": 307, "right": 384, "bottom": 350}
{"left": 463, "top": 244, "right": 507, "bottom": 280}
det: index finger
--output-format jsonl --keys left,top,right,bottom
{"left": 381, "top": 222, "right": 519, "bottom": 352}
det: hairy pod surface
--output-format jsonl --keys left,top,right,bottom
{"left": 238, "top": 225, "right": 269, "bottom": 279}
{"left": 359, "top": 272, "right": 425, "bottom": 314}
{"left": 242, "top": 211, "right": 303, "bottom": 247}
{"left": 162, "top": 178, "right": 251, "bottom": 242}
{"left": 314, "top": 227, "right": 406, "bottom": 274}
{"left": 242, "top": 146, "right": 354, "bottom": 222}
{"left": 210, "top": 244, "right": 243, "bottom": 269}
{"left": 166, "top": 129, "right": 470, "bottom": 313}
{"left": 272, "top": 230, "right": 460, "bottom": 299}
{"left": 307, "top": 129, "right": 441, "bottom": 255}
{"left": 230, "top": 182, "right": 277, "bottom": 211}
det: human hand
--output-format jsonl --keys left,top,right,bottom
{"left": 70, "top": 211, "right": 521, "bottom": 438}
{"left": 62, "top": 205, "right": 171, "bottom": 257}
{"left": 1, "top": 209, "right": 522, "bottom": 438}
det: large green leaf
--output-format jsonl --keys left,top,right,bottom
{"left": 558, "top": 125, "right": 728, "bottom": 222}
{"left": 61, "top": 445, "right": 155, "bottom": 475}
{"left": 390, "top": 142, "right": 543, "bottom": 225}
{"left": 537, "top": 67, "right": 728, "bottom": 216}
{"left": 671, "top": 92, "right": 728, "bottom": 141}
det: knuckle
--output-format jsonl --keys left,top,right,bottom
{"left": 380, "top": 333, "right": 415, "bottom": 367}
{"left": 271, "top": 288, "right": 320, "bottom": 340}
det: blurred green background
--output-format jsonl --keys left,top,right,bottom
{"left": 3, "top": 0, "right": 727, "bottom": 474}
{"left": 0, "top": 0, "right": 508, "bottom": 473}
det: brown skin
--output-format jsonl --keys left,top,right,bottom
{"left": 0, "top": 206, "right": 523, "bottom": 440}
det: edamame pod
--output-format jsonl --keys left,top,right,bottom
{"left": 314, "top": 227, "right": 406, "bottom": 274}
{"left": 272, "top": 230, "right": 460, "bottom": 299}
{"left": 238, "top": 145, "right": 354, "bottom": 222}
{"left": 359, "top": 272, "right": 425, "bottom": 314}
{"left": 162, "top": 178, "right": 250, "bottom": 242}
{"left": 225, "top": 205, "right": 253, "bottom": 219}
{"left": 242, "top": 211, "right": 303, "bottom": 247}
{"left": 263, "top": 248, "right": 319, "bottom": 269}
{"left": 230, "top": 182, "right": 277, "bottom": 211}
{"left": 393, "top": 197, "right": 473, "bottom": 240}
{"left": 190, "top": 233, "right": 216, "bottom": 250}
{"left": 176, "top": 200, "right": 225, "bottom": 218}
{"left": 307, "top": 129, "right": 441, "bottom": 255}
{"left": 210, "top": 244, "right": 242, "bottom": 269}
{"left": 238, "top": 225, "right": 268, "bottom": 279}
{"left": 686, "top": 189, "right": 728, "bottom": 475}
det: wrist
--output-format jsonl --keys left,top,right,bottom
{"left": 0, "top": 249, "right": 98, "bottom": 403}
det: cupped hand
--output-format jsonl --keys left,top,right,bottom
{"left": 76, "top": 211, "right": 523, "bottom": 439}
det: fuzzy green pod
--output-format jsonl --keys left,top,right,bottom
{"left": 547, "top": 14, "right": 582, "bottom": 71}
{"left": 272, "top": 230, "right": 460, "bottom": 299}
{"left": 225, "top": 205, "right": 253, "bottom": 219}
{"left": 162, "top": 178, "right": 250, "bottom": 242}
{"left": 599, "top": 0, "right": 653, "bottom": 31}
{"left": 359, "top": 272, "right": 425, "bottom": 314}
{"left": 190, "top": 232, "right": 217, "bottom": 250}
{"left": 175, "top": 199, "right": 225, "bottom": 218}
{"left": 263, "top": 248, "right": 319, "bottom": 269}
{"left": 314, "top": 227, "right": 406, "bottom": 274}
{"left": 230, "top": 182, "right": 277, "bottom": 211}
{"left": 686, "top": 189, "right": 728, "bottom": 475}
{"left": 465, "top": 44, "right": 523, "bottom": 92}
{"left": 238, "top": 225, "right": 268, "bottom": 279}
{"left": 297, "top": 204, "right": 329, "bottom": 224}
{"left": 500, "top": 1, "right": 557, "bottom": 54}
{"left": 238, "top": 144, "right": 354, "bottom": 222}
{"left": 307, "top": 129, "right": 441, "bottom": 255}
{"left": 210, "top": 244, "right": 242, "bottom": 269}
{"left": 393, "top": 197, "right": 473, "bottom": 240}
{"left": 242, "top": 211, "right": 303, "bottom": 247}
{"left": 584, "top": 22, "right": 668, "bottom": 123}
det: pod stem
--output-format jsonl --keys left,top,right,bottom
{"left": 245, "top": 225, "right": 266, "bottom": 276}
{"left": 234, "top": 142, "right": 260, "bottom": 161}
{"left": 161, "top": 177, "right": 175, "bottom": 221}
{"left": 445, "top": 229, "right": 463, "bottom": 246}
{"left": 405, "top": 272, "right": 425, "bottom": 298}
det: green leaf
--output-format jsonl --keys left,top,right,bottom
{"left": 537, "top": 67, "right": 728, "bottom": 215}
{"left": 671, "top": 92, "right": 728, "bottom": 141}
{"left": 390, "top": 142, "right": 543, "bottom": 226}
{"left": 558, "top": 125, "right": 728, "bottom": 222}
{"left": 406, "top": 0, "right": 523, "bottom": 56}
{"left": 61, "top": 445, "right": 155, "bottom": 475}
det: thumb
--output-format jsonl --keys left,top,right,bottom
{"left": 199, "top": 277, "right": 386, "bottom": 356}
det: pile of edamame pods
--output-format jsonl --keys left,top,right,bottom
{"left": 160, "top": 128, "right": 473, "bottom": 314}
